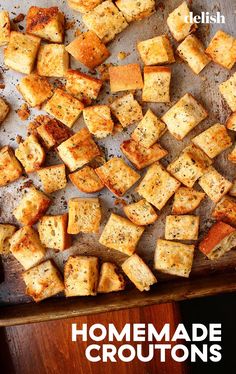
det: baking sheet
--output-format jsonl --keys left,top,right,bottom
{"left": 0, "top": 0, "right": 236, "bottom": 305}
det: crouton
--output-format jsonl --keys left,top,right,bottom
{"left": 109, "top": 64, "right": 143, "bottom": 93}
{"left": 15, "top": 135, "right": 45, "bottom": 173}
{"left": 131, "top": 109, "right": 166, "bottom": 148}
{"left": 26, "top": 6, "right": 65, "bottom": 43}
{"left": 17, "top": 74, "right": 53, "bottom": 107}
{"left": 137, "top": 35, "right": 175, "bottom": 65}
{"left": 57, "top": 128, "right": 100, "bottom": 172}
{"left": 177, "top": 35, "right": 210, "bottom": 74}
{"left": 219, "top": 73, "right": 236, "bottom": 112}
{"left": 228, "top": 145, "right": 236, "bottom": 163}
{"left": 0, "top": 11, "right": 10, "bottom": 46}
{"left": 116, "top": 0, "right": 155, "bottom": 23}
{"left": 192, "top": 123, "right": 232, "bottom": 158}
{"left": 0, "top": 224, "right": 16, "bottom": 255}
{"left": 98, "top": 262, "right": 125, "bottom": 293}
{"left": 82, "top": 1, "right": 128, "bottom": 44}
{"left": 67, "top": 0, "right": 103, "bottom": 13}
{"left": 212, "top": 196, "right": 236, "bottom": 226}
{"left": 95, "top": 157, "right": 140, "bottom": 197}
{"left": 37, "top": 44, "right": 69, "bottom": 77}
{"left": 142, "top": 66, "right": 171, "bottom": 103}
{"left": 162, "top": 93, "right": 208, "bottom": 140}
{"left": 110, "top": 93, "right": 143, "bottom": 127}
{"left": 99, "top": 213, "right": 144, "bottom": 255}
{"left": 172, "top": 187, "right": 205, "bottom": 215}
{"left": 199, "top": 221, "right": 236, "bottom": 260}
{"left": 69, "top": 166, "right": 104, "bottom": 193}
{"left": 165, "top": 215, "right": 199, "bottom": 240}
{"left": 65, "top": 31, "right": 110, "bottom": 70}
{"left": 44, "top": 89, "right": 84, "bottom": 128}
{"left": 13, "top": 187, "right": 51, "bottom": 226}
{"left": 120, "top": 139, "right": 168, "bottom": 170}
{"left": 38, "top": 164, "right": 67, "bottom": 194}
{"left": 167, "top": 1, "right": 197, "bottom": 42}
{"left": 65, "top": 70, "right": 102, "bottom": 105}
{"left": 136, "top": 162, "right": 180, "bottom": 210}
{"left": 67, "top": 198, "right": 101, "bottom": 234}
{"left": 226, "top": 112, "right": 236, "bottom": 131}
{"left": 38, "top": 214, "right": 71, "bottom": 251}
{"left": 0, "top": 97, "right": 10, "bottom": 124}
{"left": 122, "top": 254, "right": 157, "bottom": 291}
{"left": 198, "top": 166, "right": 232, "bottom": 203}
{"left": 36, "top": 116, "right": 71, "bottom": 149}
{"left": 4, "top": 31, "right": 41, "bottom": 74}
{"left": 0, "top": 146, "right": 23, "bottom": 187}
{"left": 10, "top": 226, "right": 45, "bottom": 270}
{"left": 229, "top": 179, "right": 236, "bottom": 197}
{"left": 167, "top": 144, "right": 212, "bottom": 188}
{"left": 64, "top": 255, "right": 99, "bottom": 297}
{"left": 155, "top": 239, "right": 195, "bottom": 277}
{"left": 83, "top": 105, "right": 114, "bottom": 138}
{"left": 23, "top": 260, "right": 64, "bottom": 302}
{"left": 124, "top": 199, "right": 158, "bottom": 226}
{"left": 206, "top": 30, "right": 236, "bottom": 70}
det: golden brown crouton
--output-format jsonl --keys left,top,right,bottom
{"left": 97, "top": 262, "right": 125, "bottom": 293}
{"left": 142, "top": 66, "right": 171, "bottom": 103}
{"left": 172, "top": 187, "right": 205, "bottom": 215}
{"left": 0, "top": 146, "right": 23, "bottom": 187}
{"left": 36, "top": 116, "right": 72, "bottom": 149}
{"left": 15, "top": 135, "right": 46, "bottom": 173}
{"left": 124, "top": 199, "right": 158, "bottom": 226}
{"left": 17, "top": 74, "right": 53, "bottom": 107}
{"left": 116, "top": 0, "right": 155, "bottom": 22}
{"left": 38, "top": 214, "right": 71, "bottom": 251}
{"left": 67, "top": 0, "right": 103, "bottom": 13}
{"left": 212, "top": 196, "right": 236, "bottom": 226}
{"left": 68, "top": 198, "right": 101, "bottom": 234}
{"left": 167, "top": 1, "right": 197, "bottom": 42}
{"left": 137, "top": 35, "right": 175, "bottom": 65}
{"left": 38, "top": 164, "right": 67, "bottom": 194}
{"left": 69, "top": 166, "right": 104, "bottom": 193}
{"left": 0, "top": 224, "right": 17, "bottom": 254}
{"left": 165, "top": 215, "right": 199, "bottom": 240}
{"left": 0, "top": 11, "right": 10, "bottom": 46}
{"left": 109, "top": 64, "right": 143, "bottom": 93}
{"left": 219, "top": 73, "right": 236, "bottom": 112}
{"left": 226, "top": 112, "right": 236, "bottom": 131}
{"left": 177, "top": 35, "right": 210, "bottom": 74}
{"left": 83, "top": 105, "right": 114, "bottom": 138}
{"left": 37, "top": 44, "right": 69, "bottom": 77}
{"left": 110, "top": 93, "right": 143, "bottom": 127}
{"left": 206, "top": 30, "right": 236, "bottom": 70}
{"left": 0, "top": 97, "right": 10, "bottom": 124}
{"left": 198, "top": 166, "right": 232, "bottom": 203}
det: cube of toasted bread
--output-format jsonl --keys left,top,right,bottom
{"left": 0, "top": 224, "right": 16, "bottom": 254}
{"left": 23, "top": 260, "right": 64, "bottom": 302}
{"left": 162, "top": 93, "right": 208, "bottom": 140}
{"left": 124, "top": 199, "right": 158, "bottom": 226}
{"left": 65, "top": 70, "right": 102, "bottom": 105}
{"left": 10, "top": 226, "right": 45, "bottom": 270}
{"left": 67, "top": 0, "right": 103, "bottom": 13}
{"left": 18, "top": 74, "right": 53, "bottom": 107}
{"left": 212, "top": 196, "right": 236, "bottom": 226}
{"left": 155, "top": 239, "right": 194, "bottom": 277}
{"left": 219, "top": 73, "right": 236, "bottom": 112}
{"left": 177, "top": 35, "right": 210, "bottom": 74}
{"left": 65, "top": 31, "right": 110, "bottom": 70}
{"left": 198, "top": 166, "right": 232, "bottom": 203}
{"left": 0, "top": 97, "right": 10, "bottom": 124}
{"left": 137, "top": 35, "right": 175, "bottom": 65}
{"left": 95, "top": 157, "right": 140, "bottom": 197}
{"left": 229, "top": 179, "right": 236, "bottom": 197}
{"left": 167, "top": 1, "right": 197, "bottom": 42}
{"left": 0, "top": 11, "right": 10, "bottom": 46}
{"left": 99, "top": 213, "right": 144, "bottom": 255}
{"left": 199, "top": 221, "right": 236, "bottom": 260}
{"left": 206, "top": 30, "right": 236, "bottom": 70}
{"left": 109, "top": 64, "right": 143, "bottom": 93}
{"left": 4, "top": 31, "right": 41, "bottom": 74}
{"left": 15, "top": 135, "right": 45, "bottom": 173}
{"left": 121, "top": 139, "right": 167, "bottom": 170}
{"left": 110, "top": 93, "right": 143, "bottom": 127}
{"left": 0, "top": 146, "right": 23, "bottom": 187}
{"left": 57, "top": 128, "right": 100, "bottom": 172}
{"left": 228, "top": 145, "right": 236, "bottom": 163}
{"left": 167, "top": 144, "right": 212, "bottom": 188}
{"left": 68, "top": 198, "right": 101, "bottom": 234}
{"left": 38, "top": 164, "right": 67, "bottom": 194}
{"left": 131, "top": 109, "right": 166, "bottom": 148}
{"left": 82, "top": 1, "right": 128, "bottom": 44}
{"left": 36, "top": 116, "right": 71, "bottom": 149}
{"left": 38, "top": 214, "right": 71, "bottom": 251}
{"left": 192, "top": 123, "right": 232, "bottom": 158}
{"left": 116, "top": 0, "right": 155, "bottom": 22}
{"left": 83, "top": 105, "right": 114, "bottom": 138}
{"left": 226, "top": 112, "right": 236, "bottom": 131}
{"left": 44, "top": 89, "right": 84, "bottom": 128}
{"left": 122, "top": 254, "right": 157, "bottom": 291}
{"left": 13, "top": 187, "right": 51, "bottom": 226}
{"left": 165, "top": 215, "right": 199, "bottom": 240}
{"left": 26, "top": 6, "right": 64, "bottom": 43}
{"left": 142, "top": 66, "right": 171, "bottom": 103}
{"left": 137, "top": 162, "right": 180, "bottom": 210}
{"left": 172, "top": 187, "right": 205, "bottom": 215}
{"left": 69, "top": 166, "right": 104, "bottom": 193}
{"left": 64, "top": 255, "right": 99, "bottom": 297}
{"left": 97, "top": 262, "right": 125, "bottom": 293}
{"left": 37, "top": 44, "right": 69, "bottom": 77}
